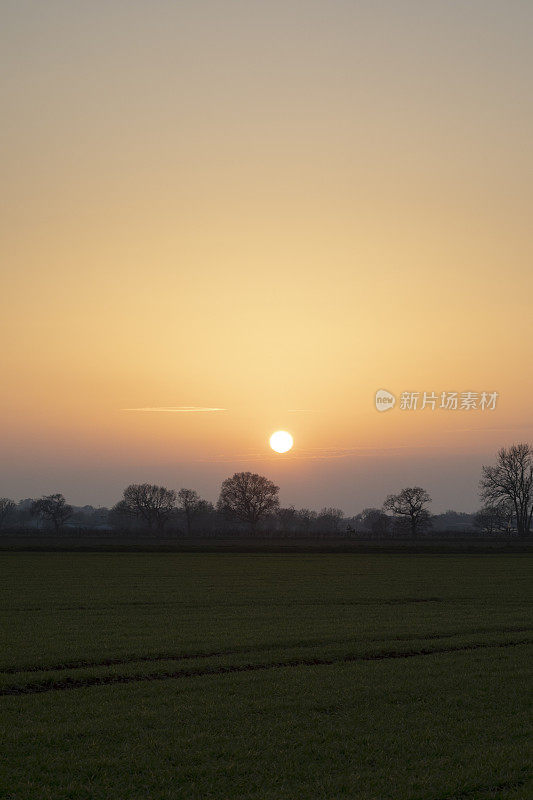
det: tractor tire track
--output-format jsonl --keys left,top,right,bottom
{"left": 1, "top": 637, "right": 531, "bottom": 697}
{"left": 2, "top": 625, "right": 531, "bottom": 676}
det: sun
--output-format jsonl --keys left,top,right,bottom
{"left": 269, "top": 430, "right": 294, "bottom": 453}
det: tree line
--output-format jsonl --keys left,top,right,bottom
{"left": 1, "top": 444, "right": 532, "bottom": 537}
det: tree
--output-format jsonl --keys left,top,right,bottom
{"left": 276, "top": 506, "right": 299, "bottom": 533}
{"left": 121, "top": 484, "right": 176, "bottom": 531}
{"left": 109, "top": 500, "right": 139, "bottom": 531}
{"left": 317, "top": 507, "right": 344, "bottom": 534}
{"left": 431, "top": 510, "right": 475, "bottom": 533}
{"left": 0, "top": 498, "right": 15, "bottom": 530}
{"left": 30, "top": 494, "right": 73, "bottom": 532}
{"left": 294, "top": 508, "right": 317, "bottom": 534}
{"left": 360, "top": 507, "right": 390, "bottom": 537}
{"left": 217, "top": 472, "right": 279, "bottom": 532}
{"left": 383, "top": 487, "right": 432, "bottom": 538}
{"left": 480, "top": 444, "right": 533, "bottom": 537}
{"left": 474, "top": 503, "right": 513, "bottom": 535}
{"left": 177, "top": 489, "right": 211, "bottom": 535}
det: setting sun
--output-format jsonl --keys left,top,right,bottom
{"left": 270, "top": 431, "right": 294, "bottom": 454}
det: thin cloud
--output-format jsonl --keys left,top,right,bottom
{"left": 122, "top": 406, "right": 227, "bottom": 413}
{"left": 196, "top": 442, "right": 450, "bottom": 463}
{"left": 448, "top": 424, "right": 533, "bottom": 434}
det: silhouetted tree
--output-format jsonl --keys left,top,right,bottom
{"left": 0, "top": 497, "right": 16, "bottom": 529}
{"left": 69, "top": 505, "right": 110, "bottom": 529}
{"left": 0, "top": 498, "right": 15, "bottom": 530}
{"left": 431, "top": 510, "right": 475, "bottom": 533}
{"left": 217, "top": 472, "right": 279, "bottom": 532}
{"left": 121, "top": 484, "right": 176, "bottom": 531}
{"left": 109, "top": 500, "right": 137, "bottom": 531}
{"left": 383, "top": 487, "right": 431, "bottom": 538}
{"left": 295, "top": 508, "right": 318, "bottom": 534}
{"left": 30, "top": 494, "right": 73, "bottom": 532}
{"left": 360, "top": 507, "right": 390, "bottom": 537}
{"left": 317, "top": 507, "right": 344, "bottom": 534}
{"left": 12, "top": 500, "right": 33, "bottom": 528}
{"left": 474, "top": 503, "right": 513, "bottom": 535}
{"left": 276, "top": 506, "right": 299, "bottom": 533}
{"left": 480, "top": 444, "right": 533, "bottom": 537}
{"left": 177, "top": 489, "right": 212, "bottom": 535}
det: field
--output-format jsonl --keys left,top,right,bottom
{"left": 1, "top": 553, "right": 532, "bottom": 800}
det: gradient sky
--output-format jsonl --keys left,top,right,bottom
{"left": 2, "top": 1, "right": 532, "bottom": 513}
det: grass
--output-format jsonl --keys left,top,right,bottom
{"left": 0, "top": 553, "right": 532, "bottom": 799}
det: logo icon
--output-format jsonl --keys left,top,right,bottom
{"left": 375, "top": 389, "right": 396, "bottom": 412}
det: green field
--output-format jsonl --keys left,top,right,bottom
{"left": 1, "top": 553, "right": 532, "bottom": 800}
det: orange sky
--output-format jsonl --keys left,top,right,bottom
{"left": 1, "top": 1, "right": 532, "bottom": 511}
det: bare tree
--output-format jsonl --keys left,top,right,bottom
{"left": 0, "top": 498, "right": 15, "bottom": 530}
{"left": 383, "top": 487, "right": 432, "bottom": 538}
{"left": 177, "top": 489, "right": 211, "bottom": 535}
{"left": 121, "top": 484, "right": 176, "bottom": 531}
{"left": 317, "top": 507, "right": 344, "bottom": 534}
{"left": 217, "top": 472, "right": 279, "bottom": 532}
{"left": 276, "top": 506, "right": 299, "bottom": 533}
{"left": 295, "top": 508, "right": 317, "bottom": 534}
{"left": 30, "top": 494, "right": 73, "bottom": 532}
{"left": 474, "top": 503, "right": 513, "bottom": 535}
{"left": 109, "top": 500, "right": 139, "bottom": 531}
{"left": 480, "top": 444, "right": 533, "bottom": 536}
{"left": 360, "top": 507, "right": 390, "bottom": 538}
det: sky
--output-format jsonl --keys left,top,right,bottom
{"left": 1, "top": 0, "right": 532, "bottom": 513}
